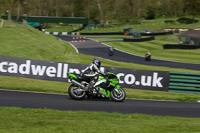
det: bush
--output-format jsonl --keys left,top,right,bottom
{"left": 164, "top": 20, "right": 175, "bottom": 24}
{"left": 145, "top": 7, "right": 155, "bottom": 20}
{"left": 177, "top": 17, "right": 199, "bottom": 24}
{"left": 88, "top": 19, "right": 100, "bottom": 24}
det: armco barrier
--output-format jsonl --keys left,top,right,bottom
{"left": 163, "top": 44, "right": 200, "bottom": 49}
{"left": 123, "top": 36, "right": 155, "bottom": 42}
{"left": 1, "top": 16, "right": 88, "bottom": 24}
{"left": 169, "top": 72, "right": 200, "bottom": 94}
{"left": 44, "top": 32, "right": 79, "bottom": 36}
{"left": 0, "top": 56, "right": 169, "bottom": 91}
{"left": 1, "top": 56, "right": 200, "bottom": 94}
{"left": 141, "top": 31, "right": 173, "bottom": 36}
{"left": 80, "top": 32, "right": 124, "bottom": 35}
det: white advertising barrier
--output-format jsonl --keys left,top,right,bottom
{"left": 0, "top": 56, "right": 169, "bottom": 91}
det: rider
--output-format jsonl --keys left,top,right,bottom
{"left": 109, "top": 46, "right": 114, "bottom": 53}
{"left": 146, "top": 51, "right": 151, "bottom": 56}
{"left": 81, "top": 59, "right": 105, "bottom": 92}
{"left": 108, "top": 46, "right": 115, "bottom": 56}
{"left": 145, "top": 51, "right": 151, "bottom": 61}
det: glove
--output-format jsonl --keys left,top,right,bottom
{"left": 100, "top": 72, "right": 106, "bottom": 76}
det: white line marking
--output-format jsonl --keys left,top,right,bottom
{"left": 90, "top": 38, "right": 99, "bottom": 42}
{"left": 44, "top": 32, "right": 50, "bottom": 34}
{"left": 69, "top": 42, "right": 79, "bottom": 53}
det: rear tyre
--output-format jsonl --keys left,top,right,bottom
{"left": 109, "top": 52, "right": 113, "bottom": 56}
{"left": 110, "top": 87, "right": 126, "bottom": 102}
{"left": 68, "top": 84, "right": 86, "bottom": 100}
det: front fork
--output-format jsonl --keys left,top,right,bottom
{"left": 98, "top": 84, "right": 121, "bottom": 98}
{"left": 114, "top": 85, "right": 121, "bottom": 94}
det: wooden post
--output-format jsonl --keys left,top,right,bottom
{"left": 0, "top": 19, "right": 4, "bottom": 27}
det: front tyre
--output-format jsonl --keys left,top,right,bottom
{"left": 68, "top": 84, "right": 86, "bottom": 100}
{"left": 110, "top": 87, "right": 126, "bottom": 102}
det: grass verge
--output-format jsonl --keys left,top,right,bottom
{"left": 0, "top": 107, "right": 200, "bottom": 133}
{"left": 0, "top": 76, "right": 200, "bottom": 102}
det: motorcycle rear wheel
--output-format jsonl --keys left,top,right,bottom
{"left": 109, "top": 52, "right": 113, "bottom": 56}
{"left": 68, "top": 84, "right": 86, "bottom": 100}
{"left": 110, "top": 87, "right": 126, "bottom": 102}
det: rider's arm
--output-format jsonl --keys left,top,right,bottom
{"left": 92, "top": 64, "right": 106, "bottom": 76}
{"left": 81, "top": 65, "right": 97, "bottom": 77}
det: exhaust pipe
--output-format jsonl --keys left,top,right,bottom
{"left": 71, "top": 79, "right": 85, "bottom": 88}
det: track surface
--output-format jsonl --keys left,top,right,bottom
{"left": 58, "top": 35, "right": 200, "bottom": 70}
{"left": 0, "top": 89, "right": 200, "bottom": 118}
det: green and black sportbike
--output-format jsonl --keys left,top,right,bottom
{"left": 67, "top": 72, "right": 126, "bottom": 102}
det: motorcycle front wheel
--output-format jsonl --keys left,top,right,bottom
{"left": 110, "top": 87, "right": 126, "bottom": 102}
{"left": 68, "top": 84, "right": 86, "bottom": 100}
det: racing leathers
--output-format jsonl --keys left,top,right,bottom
{"left": 81, "top": 63, "right": 105, "bottom": 90}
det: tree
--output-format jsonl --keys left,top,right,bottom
{"left": 95, "top": 0, "right": 103, "bottom": 19}
{"left": 1, "top": 0, "right": 198, "bottom": 24}
{"left": 73, "top": 0, "right": 84, "bottom": 17}
{"left": 183, "top": 0, "right": 200, "bottom": 22}
{"left": 0, "top": 0, "right": 7, "bottom": 18}
{"left": 16, "top": 0, "right": 26, "bottom": 21}
{"left": 5, "top": 0, "right": 17, "bottom": 21}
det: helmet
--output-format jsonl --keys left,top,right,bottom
{"left": 147, "top": 51, "right": 151, "bottom": 55}
{"left": 92, "top": 59, "right": 101, "bottom": 68}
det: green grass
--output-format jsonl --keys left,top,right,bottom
{"left": 45, "top": 17, "right": 200, "bottom": 33}
{"left": 45, "top": 26, "right": 75, "bottom": 32}
{"left": 0, "top": 107, "right": 200, "bottom": 133}
{"left": 0, "top": 24, "right": 67, "bottom": 60}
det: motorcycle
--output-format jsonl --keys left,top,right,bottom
{"left": 145, "top": 54, "right": 151, "bottom": 61}
{"left": 108, "top": 47, "right": 115, "bottom": 56}
{"left": 67, "top": 71, "right": 126, "bottom": 102}
{"left": 108, "top": 51, "right": 114, "bottom": 56}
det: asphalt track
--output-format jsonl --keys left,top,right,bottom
{"left": 58, "top": 35, "right": 200, "bottom": 70}
{"left": 0, "top": 89, "right": 200, "bottom": 118}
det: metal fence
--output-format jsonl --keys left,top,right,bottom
{"left": 1, "top": 16, "right": 88, "bottom": 24}
{"left": 169, "top": 72, "right": 200, "bottom": 94}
